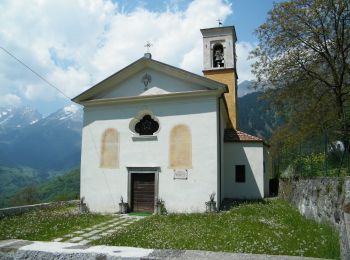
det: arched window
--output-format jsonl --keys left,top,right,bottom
{"left": 212, "top": 43, "right": 224, "bottom": 68}
{"left": 169, "top": 124, "right": 192, "bottom": 169}
{"left": 100, "top": 128, "right": 119, "bottom": 169}
{"left": 135, "top": 115, "right": 159, "bottom": 135}
{"left": 129, "top": 111, "right": 160, "bottom": 136}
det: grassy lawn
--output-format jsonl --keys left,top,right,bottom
{"left": 93, "top": 199, "right": 340, "bottom": 259}
{"left": 0, "top": 204, "right": 113, "bottom": 241}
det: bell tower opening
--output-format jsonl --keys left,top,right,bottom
{"left": 213, "top": 43, "right": 224, "bottom": 68}
{"left": 200, "top": 26, "right": 238, "bottom": 129}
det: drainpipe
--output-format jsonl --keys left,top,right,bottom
{"left": 217, "top": 94, "right": 223, "bottom": 210}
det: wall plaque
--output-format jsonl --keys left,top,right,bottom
{"left": 174, "top": 170, "right": 188, "bottom": 180}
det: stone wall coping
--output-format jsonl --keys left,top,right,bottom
{"left": 280, "top": 176, "right": 350, "bottom": 181}
{"left": 0, "top": 200, "right": 79, "bottom": 217}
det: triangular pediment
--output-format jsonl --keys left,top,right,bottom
{"left": 72, "top": 57, "right": 227, "bottom": 103}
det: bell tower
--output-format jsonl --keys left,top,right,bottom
{"left": 200, "top": 26, "right": 238, "bottom": 128}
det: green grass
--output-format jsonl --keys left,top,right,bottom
{"left": 0, "top": 204, "right": 113, "bottom": 241}
{"left": 93, "top": 199, "right": 340, "bottom": 259}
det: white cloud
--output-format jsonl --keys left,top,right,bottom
{"left": 0, "top": 94, "right": 21, "bottom": 107}
{"left": 0, "top": 0, "right": 256, "bottom": 112}
{"left": 23, "top": 83, "right": 56, "bottom": 101}
{"left": 236, "top": 41, "right": 257, "bottom": 83}
{"left": 49, "top": 67, "right": 91, "bottom": 98}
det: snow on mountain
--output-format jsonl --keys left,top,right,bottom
{"left": 0, "top": 106, "right": 42, "bottom": 129}
{"left": 0, "top": 104, "right": 83, "bottom": 171}
{"left": 37, "top": 104, "right": 83, "bottom": 132}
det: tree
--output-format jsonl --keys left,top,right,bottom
{"left": 251, "top": 0, "right": 350, "bottom": 154}
{"left": 10, "top": 186, "right": 40, "bottom": 206}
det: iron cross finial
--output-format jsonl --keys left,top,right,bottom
{"left": 217, "top": 18, "right": 223, "bottom": 27}
{"left": 144, "top": 41, "right": 152, "bottom": 53}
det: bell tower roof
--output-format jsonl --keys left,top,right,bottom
{"left": 200, "top": 26, "right": 237, "bottom": 41}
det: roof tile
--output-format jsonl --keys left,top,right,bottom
{"left": 224, "top": 128, "right": 263, "bottom": 142}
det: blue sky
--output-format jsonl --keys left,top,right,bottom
{"left": 0, "top": 0, "right": 283, "bottom": 115}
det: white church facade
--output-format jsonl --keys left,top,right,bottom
{"left": 73, "top": 26, "right": 269, "bottom": 213}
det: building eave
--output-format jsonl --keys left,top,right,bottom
{"left": 78, "top": 89, "right": 224, "bottom": 107}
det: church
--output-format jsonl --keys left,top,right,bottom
{"left": 72, "top": 25, "right": 269, "bottom": 213}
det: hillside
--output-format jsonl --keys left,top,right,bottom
{"left": 37, "top": 168, "right": 80, "bottom": 202}
{"left": 5, "top": 168, "right": 80, "bottom": 207}
{"left": 238, "top": 91, "right": 281, "bottom": 140}
{"left": 0, "top": 166, "right": 43, "bottom": 208}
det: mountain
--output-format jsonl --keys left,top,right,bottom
{"left": 238, "top": 91, "right": 282, "bottom": 140}
{"left": 38, "top": 105, "right": 82, "bottom": 132}
{"left": 0, "top": 104, "right": 83, "bottom": 171}
{"left": 237, "top": 80, "right": 256, "bottom": 97}
{"left": 0, "top": 107, "right": 42, "bottom": 132}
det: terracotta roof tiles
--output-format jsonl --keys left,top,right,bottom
{"left": 224, "top": 128, "right": 264, "bottom": 142}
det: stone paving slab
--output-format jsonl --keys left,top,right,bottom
{"left": 0, "top": 240, "right": 330, "bottom": 260}
{"left": 52, "top": 238, "right": 64, "bottom": 242}
{"left": 73, "top": 230, "right": 85, "bottom": 234}
{"left": 84, "top": 229, "right": 101, "bottom": 236}
{"left": 69, "top": 237, "right": 83, "bottom": 242}
{"left": 50, "top": 214, "right": 143, "bottom": 245}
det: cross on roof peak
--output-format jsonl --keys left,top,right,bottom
{"left": 216, "top": 19, "right": 223, "bottom": 27}
{"left": 144, "top": 41, "right": 152, "bottom": 53}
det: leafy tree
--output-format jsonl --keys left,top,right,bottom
{"left": 10, "top": 186, "right": 40, "bottom": 206}
{"left": 251, "top": 0, "right": 350, "bottom": 156}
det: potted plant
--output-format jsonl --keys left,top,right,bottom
{"left": 119, "top": 196, "right": 128, "bottom": 214}
{"left": 155, "top": 198, "right": 167, "bottom": 215}
{"left": 205, "top": 192, "right": 217, "bottom": 213}
{"left": 79, "top": 196, "right": 89, "bottom": 213}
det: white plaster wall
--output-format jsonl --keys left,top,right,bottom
{"left": 80, "top": 95, "right": 219, "bottom": 213}
{"left": 223, "top": 142, "right": 265, "bottom": 199}
{"left": 96, "top": 68, "right": 208, "bottom": 99}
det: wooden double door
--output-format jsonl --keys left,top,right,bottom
{"left": 131, "top": 173, "right": 155, "bottom": 212}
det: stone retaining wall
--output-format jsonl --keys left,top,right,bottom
{"left": 0, "top": 200, "right": 79, "bottom": 217}
{"left": 279, "top": 177, "right": 350, "bottom": 260}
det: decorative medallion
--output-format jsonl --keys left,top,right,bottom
{"left": 135, "top": 114, "right": 159, "bottom": 135}
{"left": 141, "top": 73, "right": 152, "bottom": 91}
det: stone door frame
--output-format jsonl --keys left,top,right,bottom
{"left": 126, "top": 167, "right": 160, "bottom": 214}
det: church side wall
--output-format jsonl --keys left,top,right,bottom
{"left": 223, "top": 142, "right": 265, "bottom": 199}
{"left": 80, "top": 95, "right": 219, "bottom": 213}
{"left": 263, "top": 146, "right": 270, "bottom": 197}
{"left": 218, "top": 99, "right": 227, "bottom": 207}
